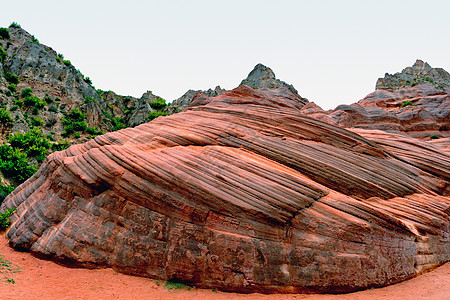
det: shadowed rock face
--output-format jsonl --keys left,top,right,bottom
{"left": 1, "top": 85, "right": 449, "bottom": 293}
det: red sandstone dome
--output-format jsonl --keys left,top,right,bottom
{"left": 1, "top": 85, "right": 449, "bottom": 293}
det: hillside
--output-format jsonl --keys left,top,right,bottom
{"left": 0, "top": 23, "right": 169, "bottom": 197}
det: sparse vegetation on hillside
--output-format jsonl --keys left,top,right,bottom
{"left": 0, "top": 208, "right": 15, "bottom": 231}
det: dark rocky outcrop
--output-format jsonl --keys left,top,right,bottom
{"left": 165, "top": 85, "right": 226, "bottom": 114}
{"left": 376, "top": 59, "right": 450, "bottom": 91}
{"left": 1, "top": 85, "right": 449, "bottom": 293}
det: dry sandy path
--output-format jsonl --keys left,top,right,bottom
{"left": 0, "top": 233, "right": 449, "bottom": 300}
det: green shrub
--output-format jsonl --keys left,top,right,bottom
{"left": 23, "top": 95, "right": 46, "bottom": 109}
{"left": 84, "top": 96, "right": 98, "bottom": 104}
{"left": 0, "top": 208, "right": 16, "bottom": 230}
{"left": 10, "top": 105, "right": 19, "bottom": 111}
{"left": 0, "top": 46, "right": 7, "bottom": 63}
{"left": 55, "top": 56, "right": 62, "bottom": 63}
{"left": 0, "top": 109, "right": 12, "bottom": 126}
{"left": 84, "top": 77, "right": 92, "bottom": 85}
{"left": 30, "top": 116, "right": 43, "bottom": 127}
{"left": 43, "top": 93, "right": 52, "bottom": 103}
{"left": 4, "top": 72, "right": 18, "bottom": 84}
{"left": 148, "top": 110, "right": 168, "bottom": 121}
{"left": 86, "top": 127, "right": 103, "bottom": 136}
{"left": 73, "top": 132, "right": 81, "bottom": 138}
{"left": 51, "top": 140, "right": 70, "bottom": 151}
{"left": 48, "top": 104, "right": 58, "bottom": 112}
{"left": 63, "top": 60, "right": 71, "bottom": 66}
{"left": 9, "top": 22, "right": 21, "bottom": 29}
{"left": 149, "top": 97, "right": 167, "bottom": 110}
{"left": 45, "top": 119, "right": 57, "bottom": 127}
{"left": 21, "top": 88, "right": 33, "bottom": 98}
{"left": 425, "top": 77, "right": 434, "bottom": 83}
{"left": 7, "top": 84, "right": 16, "bottom": 93}
{"left": 0, "top": 145, "right": 37, "bottom": 183}
{"left": 30, "top": 35, "right": 39, "bottom": 44}
{"left": 0, "top": 184, "right": 15, "bottom": 203}
{"left": 430, "top": 135, "right": 440, "bottom": 140}
{"left": 0, "top": 28, "right": 10, "bottom": 39}
{"left": 68, "top": 108, "right": 85, "bottom": 121}
{"left": 4, "top": 90, "right": 12, "bottom": 97}
{"left": 401, "top": 100, "right": 412, "bottom": 107}
{"left": 8, "top": 127, "right": 51, "bottom": 152}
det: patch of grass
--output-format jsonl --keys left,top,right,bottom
{"left": 430, "top": 135, "right": 440, "bottom": 140}
{"left": 401, "top": 100, "right": 412, "bottom": 107}
{"left": 0, "top": 254, "right": 21, "bottom": 284}
{"left": 163, "top": 280, "right": 192, "bottom": 291}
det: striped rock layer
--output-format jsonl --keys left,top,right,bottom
{"left": 1, "top": 85, "right": 449, "bottom": 293}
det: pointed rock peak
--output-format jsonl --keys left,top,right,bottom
{"left": 412, "top": 59, "right": 432, "bottom": 70}
{"left": 240, "top": 64, "right": 308, "bottom": 106}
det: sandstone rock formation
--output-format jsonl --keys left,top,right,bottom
{"left": 301, "top": 61, "right": 450, "bottom": 140}
{"left": 1, "top": 85, "right": 449, "bottom": 293}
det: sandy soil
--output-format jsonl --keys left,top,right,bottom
{"left": 0, "top": 233, "right": 449, "bottom": 300}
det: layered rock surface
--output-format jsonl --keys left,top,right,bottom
{"left": 1, "top": 85, "right": 449, "bottom": 293}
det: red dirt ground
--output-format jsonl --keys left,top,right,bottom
{"left": 0, "top": 233, "right": 448, "bottom": 300}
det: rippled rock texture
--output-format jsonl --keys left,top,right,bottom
{"left": 1, "top": 85, "right": 449, "bottom": 293}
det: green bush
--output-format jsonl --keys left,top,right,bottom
{"left": 0, "top": 28, "right": 10, "bottom": 39}
{"left": 30, "top": 35, "right": 39, "bottom": 44}
{"left": 0, "top": 46, "right": 7, "bottom": 63}
{"left": 10, "top": 105, "right": 19, "bottom": 111}
{"left": 149, "top": 97, "right": 167, "bottom": 110}
{"left": 23, "top": 95, "right": 46, "bottom": 109}
{"left": 51, "top": 140, "right": 70, "bottom": 151}
{"left": 9, "top": 22, "right": 21, "bottom": 29}
{"left": 4, "top": 90, "right": 12, "bottom": 97}
{"left": 63, "top": 60, "right": 71, "bottom": 66}
{"left": 45, "top": 119, "right": 56, "bottom": 127}
{"left": 48, "top": 104, "right": 58, "bottom": 112}
{"left": 7, "top": 84, "right": 16, "bottom": 93}
{"left": 0, "top": 184, "right": 15, "bottom": 203}
{"left": 8, "top": 127, "right": 51, "bottom": 152}
{"left": 0, "top": 208, "right": 16, "bottom": 230}
{"left": 430, "top": 135, "right": 440, "bottom": 140}
{"left": 0, "top": 145, "right": 37, "bottom": 183}
{"left": 73, "top": 132, "right": 81, "bottom": 138}
{"left": 30, "top": 116, "right": 43, "bottom": 127}
{"left": 4, "top": 72, "right": 19, "bottom": 84}
{"left": 86, "top": 127, "right": 103, "bottom": 136}
{"left": 68, "top": 108, "right": 85, "bottom": 121}
{"left": 148, "top": 110, "right": 168, "bottom": 121}
{"left": 0, "top": 109, "right": 12, "bottom": 126}
{"left": 401, "top": 100, "right": 412, "bottom": 107}
{"left": 55, "top": 56, "right": 62, "bottom": 63}
{"left": 21, "top": 88, "right": 33, "bottom": 98}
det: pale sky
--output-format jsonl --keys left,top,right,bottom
{"left": 1, "top": 0, "right": 449, "bottom": 109}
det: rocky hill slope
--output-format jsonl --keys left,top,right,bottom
{"left": 166, "top": 63, "right": 308, "bottom": 113}
{"left": 0, "top": 24, "right": 170, "bottom": 195}
{"left": 1, "top": 84, "right": 449, "bottom": 293}
{"left": 301, "top": 60, "right": 450, "bottom": 140}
